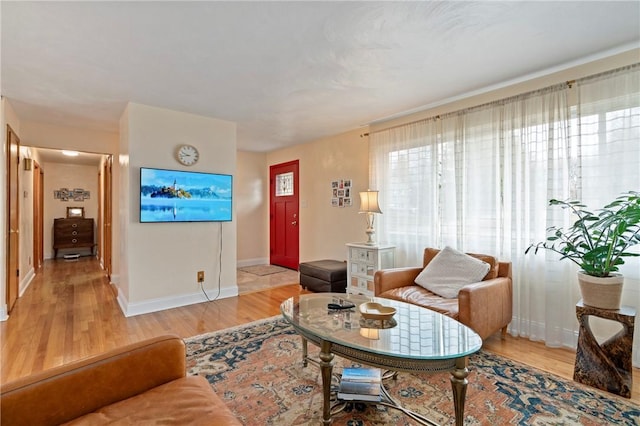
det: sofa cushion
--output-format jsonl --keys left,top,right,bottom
{"left": 64, "top": 376, "right": 241, "bottom": 426}
{"left": 414, "top": 246, "right": 490, "bottom": 298}
{"left": 379, "top": 286, "right": 459, "bottom": 319}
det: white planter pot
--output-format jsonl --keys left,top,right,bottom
{"left": 577, "top": 271, "right": 624, "bottom": 310}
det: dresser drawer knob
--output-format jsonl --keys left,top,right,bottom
{"left": 72, "top": 238, "right": 78, "bottom": 243}
{"left": 72, "top": 231, "right": 78, "bottom": 236}
{"left": 72, "top": 223, "right": 78, "bottom": 228}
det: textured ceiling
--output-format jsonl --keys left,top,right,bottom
{"left": 2, "top": 1, "right": 639, "bottom": 152}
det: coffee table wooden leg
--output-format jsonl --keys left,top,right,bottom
{"left": 319, "top": 340, "right": 334, "bottom": 425}
{"left": 450, "top": 357, "right": 469, "bottom": 426}
{"left": 301, "top": 337, "right": 308, "bottom": 367}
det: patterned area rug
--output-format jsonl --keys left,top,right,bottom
{"left": 238, "top": 264, "right": 290, "bottom": 276}
{"left": 185, "top": 316, "right": 640, "bottom": 425}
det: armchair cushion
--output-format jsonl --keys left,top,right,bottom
{"left": 414, "top": 246, "right": 490, "bottom": 298}
{"left": 379, "top": 286, "right": 459, "bottom": 318}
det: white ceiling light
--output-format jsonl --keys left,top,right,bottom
{"left": 62, "top": 150, "right": 79, "bottom": 157}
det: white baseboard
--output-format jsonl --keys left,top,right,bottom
{"left": 19, "top": 267, "right": 35, "bottom": 297}
{"left": 237, "top": 257, "right": 269, "bottom": 268}
{"left": 116, "top": 285, "right": 239, "bottom": 317}
{"left": 1, "top": 268, "right": 36, "bottom": 322}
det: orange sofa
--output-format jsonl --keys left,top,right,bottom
{"left": 374, "top": 248, "right": 512, "bottom": 340}
{"left": 1, "top": 335, "right": 240, "bottom": 426}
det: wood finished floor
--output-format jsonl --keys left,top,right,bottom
{"left": 2, "top": 257, "right": 638, "bottom": 404}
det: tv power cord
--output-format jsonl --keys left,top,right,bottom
{"left": 199, "top": 222, "right": 223, "bottom": 302}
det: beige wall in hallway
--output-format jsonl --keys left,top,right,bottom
{"left": 16, "top": 121, "right": 120, "bottom": 282}
{"left": 41, "top": 162, "right": 100, "bottom": 259}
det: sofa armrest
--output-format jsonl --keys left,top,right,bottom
{"left": 458, "top": 276, "right": 513, "bottom": 340}
{"left": 1, "top": 335, "right": 186, "bottom": 426}
{"left": 374, "top": 267, "right": 423, "bottom": 295}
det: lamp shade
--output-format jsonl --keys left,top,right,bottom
{"left": 359, "top": 190, "right": 382, "bottom": 214}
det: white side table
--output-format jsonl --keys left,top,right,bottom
{"left": 346, "top": 243, "right": 395, "bottom": 297}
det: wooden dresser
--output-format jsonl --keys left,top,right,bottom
{"left": 53, "top": 218, "right": 95, "bottom": 258}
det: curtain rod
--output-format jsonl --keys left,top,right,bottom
{"left": 369, "top": 83, "right": 570, "bottom": 135}
{"left": 368, "top": 63, "right": 638, "bottom": 136}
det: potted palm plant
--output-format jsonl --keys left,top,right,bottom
{"left": 526, "top": 191, "right": 640, "bottom": 309}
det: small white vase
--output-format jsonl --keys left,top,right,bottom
{"left": 577, "top": 271, "right": 624, "bottom": 310}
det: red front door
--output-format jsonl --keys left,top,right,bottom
{"left": 270, "top": 160, "right": 299, "bottom": 270}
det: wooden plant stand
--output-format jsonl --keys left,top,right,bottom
{"left": 573, "top": 300, "right": 635, "bottom": 398}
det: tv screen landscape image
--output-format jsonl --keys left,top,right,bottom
{"left": 140, "top": 167, "right": 232, "bottom": 223}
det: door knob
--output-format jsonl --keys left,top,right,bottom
{"left": 291, "top": 221, "right": 297, "bottom": 226}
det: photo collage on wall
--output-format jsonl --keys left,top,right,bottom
{"left": 54, "top": 188, "right": 90, "bottom": 202}
{"left": 331, "top": 179, "right": 352, "bottom": 207}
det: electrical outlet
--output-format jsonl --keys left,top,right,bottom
{"left": 197, "top": 271, "right": 205, "bottom": 283}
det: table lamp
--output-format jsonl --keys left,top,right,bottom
{"left": 359, "top": 190, "right": 382, "bottom": 245}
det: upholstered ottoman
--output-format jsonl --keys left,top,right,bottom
{"left": 299, "top": 260, "right": 347, "bottom": 293}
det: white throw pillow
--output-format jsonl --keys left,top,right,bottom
{"left": 414, "top": 246, "right": 490, "bottom": 298}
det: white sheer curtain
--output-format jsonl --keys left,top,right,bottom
{"left": 370, "top": 65, "right": 640, "bottom": 362}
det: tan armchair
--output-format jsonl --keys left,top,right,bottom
{"left": 374, "top": 248, "right": 512, "bottom": 340}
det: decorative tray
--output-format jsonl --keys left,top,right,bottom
{"left": 359, "top": 302, "right": 396, "bottom": 321}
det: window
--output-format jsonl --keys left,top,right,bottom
{"left": 275, "top": 172, "right": 294, "bottom": 197}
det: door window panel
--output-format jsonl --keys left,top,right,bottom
{"left": 275, "top": 172, "right": 294, "bottom": 196}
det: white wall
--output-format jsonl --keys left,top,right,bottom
{"left": 41, "top": 162, "right": 100, "bottom": 259}
{"left": 236, "top": 151, "right": 269, "bottom": 266}
{"left": 118, "top": 103, "right": 237, "bottom": 316}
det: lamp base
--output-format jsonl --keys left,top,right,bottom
{"left": 364, "top": 229, "right": 376, "bottom": 245}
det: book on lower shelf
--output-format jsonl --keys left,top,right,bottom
{"left": 337, "top": 367, "right": 382, "bottom": 402}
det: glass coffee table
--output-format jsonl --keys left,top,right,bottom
{"left": 280, "top": 293, "right": 482, "bottom": 426}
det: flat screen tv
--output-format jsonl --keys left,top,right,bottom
{"left": 140, "top": 167, "right": 232, "bottom": 223}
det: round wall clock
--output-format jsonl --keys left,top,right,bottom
{"left": 176, "top": 144, "right": 199, "bottom": 166}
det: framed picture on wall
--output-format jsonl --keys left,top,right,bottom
{"left": 73, "top": 188, "right": 85, "bottom": 201}
{"left": 67, "top": 207, "right": 85, "bottom": 218}
{"left": 59, "top": 188, "right": 70, "bottom": 201}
